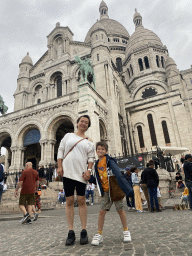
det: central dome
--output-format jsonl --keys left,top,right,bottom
{"left": 85, "top": 19, "right": 130, "bottom": 43}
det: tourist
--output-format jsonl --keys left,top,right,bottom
{"left": 175, "top": 172, "right": 185, "bottom": 189}
{"left": 183, "top": 154, "right": 192, "bottom": 210}
{"left": 124, "top": 166, "right": 135, "bottom": 209}
{"left": 140, "top": 164, "right": 151, "bottom": 211}
{"left": 14, "top": 162, "right": 39, "bottom": 224}
{"left": 86, "top": 182, "right": 95, "bottom": 205}
{"left": 143, "top": 160, "right": 162, "bottom": 213}
{"left": 58, "top": 189, "right": 66, "bottom": 204}
{"left": 131, "top": 167, "right": 143, "bottom": 213}
{"left": 57, "top": 115, "right": 95, "bottom": 246}
{"left": 91, "top": 141, "right": 132, "bottom": 246}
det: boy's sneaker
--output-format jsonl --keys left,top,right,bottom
{"left": 80, "top": 229, "right": 88, "bottom": 245}
{"left": 21, "top": 213, "right": 30, "bottom": 224}
{"left": 65, "top": 230, "right": 76, "bottom": 246}
{"left": 33, "top": 212, "right": 38, "bottom": 221}
{"left": 137, "top": 210, "right": 143, "bottom": 213}
{"left": 91, "top": 233, "right": 103, "bottom": 246}
{"left": 123, "top": 231, "right": 132, "bottom": 242}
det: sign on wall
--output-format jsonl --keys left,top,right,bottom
{"left": 24, "top": 129, "right": 41, "bottom": 146}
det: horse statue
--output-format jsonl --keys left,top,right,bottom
{"left": 75, "top": 56, "right": 95, "bottom": 88}
{"left": 0, "top": 95, "right": 8, "bottom": 115}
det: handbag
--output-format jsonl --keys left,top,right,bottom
{"left": 109, "top": 175, "right": 125, "bottom": 202}
{"left": 57, "top": 136, "right": 88, "bottom": 180}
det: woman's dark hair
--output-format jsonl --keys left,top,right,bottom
{"left": 130, "top": 167, "right": 137, "bottom": 173}
{"left": 77, "top": 115, "right": 91, "bottom": 128}
{"left": 96, "top": 141, "right": 108, "bottom": 151}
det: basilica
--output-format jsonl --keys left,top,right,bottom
{"left": 1, "top": 1, "right": 192, "bottom": 172}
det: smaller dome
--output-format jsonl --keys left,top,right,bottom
{"left": 21, "top": 52, "right": 33, "bottom": 65}
{"left": 90, "top": 21, "right": 106, "bottom": 36}
{"left": 165, "top": 56, "right": 177, "bottom": 69}
{"left": 126, "top": 27, "right": 163, "bottom": 54}
{"left": 100, "top": 1, "right": 107, "bottom": 9}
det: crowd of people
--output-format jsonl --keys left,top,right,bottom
{"left": 1, "top": 114, "right": 192, "bottom": 247}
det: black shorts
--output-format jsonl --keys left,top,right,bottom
{"left": 63, "top": 177, "right": 86, "bottom": 197}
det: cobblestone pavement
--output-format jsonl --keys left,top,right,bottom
{"left": 1, "top": 205, "right": 192, "bottom": 256}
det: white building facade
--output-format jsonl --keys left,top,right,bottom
{"left": 1, "top": 1, "right": 192, "bottom": 172}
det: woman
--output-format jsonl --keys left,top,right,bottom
{"left": 131, "top": 167, "right": 143, "bottom": 213}
{"left": 57, "top": 115, "right": 95, "bottom": 246}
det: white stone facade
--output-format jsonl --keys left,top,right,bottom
{"left": 1, "top": 1, "right": 192, "bottom": 172}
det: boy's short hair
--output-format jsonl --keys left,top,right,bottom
{"left": 130, "top": 167, "right": 137, "bottom": 173}
{"left": 77, "top": 115, "right": 91, "bottom": 128}
{"left": 96, "top": 141, "right": 108, "bottom": 151}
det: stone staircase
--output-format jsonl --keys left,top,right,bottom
{"left": 0, "top": 182, "right": 64, "bottom": 215}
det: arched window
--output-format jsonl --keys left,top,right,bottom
{"left": 144, "top": 56, "right": 150, "bottom": 69}
{"left": 138, "top": 58, "right": 144, "bottom": 71}
{"left": 127, "top": 68, "right": 131, "bottom": 78}
{"left": 108, "top": 38, "right": 110, "bottom": 42}
{"left": 162, "top": 120, "right": 170, "bottom": 144}
{"left": 130, "top": 64, "right": 133, "bottom": 75}
{"left": 147, "top": 114, "right": 157, "bottom": 146}
{"left": 161, "top": 56, "right": 165, "bottom": 68}
{"left": 37, "top": 99, "right": 41, "bottom": 104}
{"left": 97, "top": 54, "right": 100, "bottom": 61}
{"left": 137, "top": 126, "right": 145, "bottom": 148}
{"left": 156, "top": 55, "right": 160, "bottom": 67}
{"left": 57, "top": 76, "right": 62, "bottom": 97}
{"left": 116, "top": 58, "right": 123, "bottom": 72}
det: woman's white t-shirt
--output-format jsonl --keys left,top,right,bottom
{"left": 57, "top": 133, "right": 95, "bottom": 184}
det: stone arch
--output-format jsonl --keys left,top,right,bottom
{"left": 45, "top": 68, "right": 65, "bottom": 84}
{"left": 0, "top": 129, "right": 13, "bottom": 172}
{"left": 71, "top": 64, "right": 80, "bottom": 79}
{"left": 15, "top": 120, "right": 43, "bottom": 147}
{"left": 46, "top": 113, "right": 76, "bottom": 140}
{"left": 99, "top": 118, "right": 108, "bottom": 141}
{"left": 30, "top": 79, "right": 45, "bottom": 92}
{"left": 46, "top": 113, "right": 75, "bottom": 162}
{"left": 0, "top": 128, "right": 14, "bottom": 147}
{"left": 132, "top": 81, "right": 168, "bottom": 100}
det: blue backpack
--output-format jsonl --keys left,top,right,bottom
{"left": 0, "top": 164, "right": 4, "bottom": 182}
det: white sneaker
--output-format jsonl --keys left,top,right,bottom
{"left": 91, "top": 233, "right": 103, "bottom": 246}
{"left": 91, "top": 203, "right": 93, "bottom": 205}
{"left": 123, "top": 231, "right": 132, "bottom": 242}
{"left": 137, "top": 210, "right": 143, "bottom": 213}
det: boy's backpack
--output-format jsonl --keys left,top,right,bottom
{"left": 0, "top": 164, "right": 4, "bottom": 182}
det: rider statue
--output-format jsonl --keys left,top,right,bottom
{"left": 0, "top": 95, "right": 8, "bottom": 115}
{"left": 75, "top": 56, "right": 95, "bottom": 88}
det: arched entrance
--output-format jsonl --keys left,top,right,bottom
{"left": 54, "top": 119, "right": 74, "bottom": 161}
{"left": 0, "top": 132, "right": 12, "bottom": 172}
{"left": 23, "top": 129, "right": 41, "bottom": 170}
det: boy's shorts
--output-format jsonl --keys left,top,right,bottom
{"left": 100, "top": 191, "right": 124, "bottom": 211}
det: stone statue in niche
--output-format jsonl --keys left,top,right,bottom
{"left": 0, "top": 95, "right": 8, "bottom": 115}
{"left": 57, "top": 39, "right": 63, "bottom": 59}
{"left": 75, "top": 56, "right": 95, "bottom": 88}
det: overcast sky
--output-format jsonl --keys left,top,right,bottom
{"left": 1, "top": 0, "right": 192, "bottom": 114}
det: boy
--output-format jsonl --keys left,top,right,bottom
{"left": 91, "top": 142, "right": 133, "bottom": 246}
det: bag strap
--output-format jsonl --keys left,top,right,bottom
{"left": 64, "top": 137, "right": 88, "bottom": 160}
